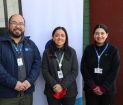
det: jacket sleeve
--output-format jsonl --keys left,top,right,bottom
{"left": 42, "top": 50, "right": 58, "bottom": 88}
{"left": 81, "top": 47, "right": 96, "bottom": 88}
{"left": 61, "top": 49, "right": 78, "bottom": 88}
{"left": 102, "top": 47, "right": 120, "bottom": 91}
{"left": 26, "top": 43, "right": 41, "bottom": 85}
{"left": 0, "top": 46, "right": 17, "bottom": 88}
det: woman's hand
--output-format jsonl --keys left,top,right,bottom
{"left": 53, "top": 84, "right": 63, "bottom": 93}
{"left": 93, "top": 86, "right": 103, "bottom": 95}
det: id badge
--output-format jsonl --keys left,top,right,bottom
{"left": 17, "top": 58, "right": 23, "bottom": 66}
{"left": 57, "top": 71, "right": 63, "bottom": 79}
{"left": 94, "top": 67, "right": 103, "bottom": 74}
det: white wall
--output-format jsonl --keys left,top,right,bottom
{"left": 21, "top": 0, "right": 83, "bottom": 105}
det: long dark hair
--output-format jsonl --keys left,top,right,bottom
{"left": 93, "top": 24, "right": 108, "bottom": 34}
{"left": 93, "top": 24, "right": 109, "bottom": 45}
{"left": 52, "top": 26, "right": 68, "bottom": 47}
{"left": 48, "top": 26, "right": 70, "bottom": 57}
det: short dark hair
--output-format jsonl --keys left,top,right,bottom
{"left": 8, "top": 14, "right": 25, "bottom": 24}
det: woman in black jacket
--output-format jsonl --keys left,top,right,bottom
{"left": 42, "top": 26, "right": 78, "bottom": 105}
{"left": 81, "top": 24, "right": 120, "bottom": 105}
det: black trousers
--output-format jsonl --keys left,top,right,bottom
{"left": 46, "top": 96, "right": 76, "bottom": 105}
{"left": 85, "top": 91, "right": 115, "bottom": 105}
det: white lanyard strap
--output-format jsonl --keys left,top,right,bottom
{"left": 55, "top": 52, "right": 64, "bottom": 69}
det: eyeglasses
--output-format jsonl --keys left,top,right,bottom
{"left": 10, "top": 21, "right": 25, "bottom": 26}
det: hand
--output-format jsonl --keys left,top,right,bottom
{"left": 53, "top": 84, "right": 63, "bottom": 93}
{"left": 14, "top": 81, "right": 25, "bottom": 91}
{"left": 93, "top": 86, "right": 103, "bottom": 95}
{"left": 22, "top": 80, "right": 31, "bottom": 91}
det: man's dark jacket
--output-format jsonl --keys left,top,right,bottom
{"left": 0, "top": 33, "right": 41, "bottom": 98}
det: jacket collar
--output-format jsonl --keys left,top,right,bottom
{"left": 0, "top": 31, "right": 30, "bottom": 42}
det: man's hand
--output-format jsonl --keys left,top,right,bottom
{"left": 14, "top": 81, "right": 25, "bottom": 91}
{"left": 15, "top": 80, "right": 31, "bottom": 91}
{"left": 22, "top": 80, "right": 31, "bottom": 91}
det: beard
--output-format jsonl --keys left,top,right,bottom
{"left": 9, "top": 28, "right": 24, "bottom": 38}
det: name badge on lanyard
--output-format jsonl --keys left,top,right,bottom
{"left": 12, "top": 43, "right": 24, "bottom": 67}
{"left": 55, "top": 52, "right": 64, "bottom": 79}
{"left": 94, "top": 43, "right": 108, "bottom": 74}
{"left": 94, "top": 67, "right": 103, "bottom": 74}
{"left": 57, "top": 70, "right": 63, "bottom": 79}
{"left": 17, "top": 58, "right": 23, "bottom": 66}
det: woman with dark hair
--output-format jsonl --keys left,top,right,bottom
{"left": 42, "top": 26, "right": 78, "bottom": 105}
{"left": 81, "top": 24, "right": 120, "bottom": 105}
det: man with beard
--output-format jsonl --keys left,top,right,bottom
{"left": 0, "top": 14, "right": 41, "bottom": 105}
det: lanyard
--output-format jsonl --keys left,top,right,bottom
{"left": 55, "top": 52, "right": 64, "bottom": 70}
{"left": 12, "top": 43, "right": 23, "bottom": 53}
{"left": 94, "top": 43, "right": 108, "bottom": 67}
